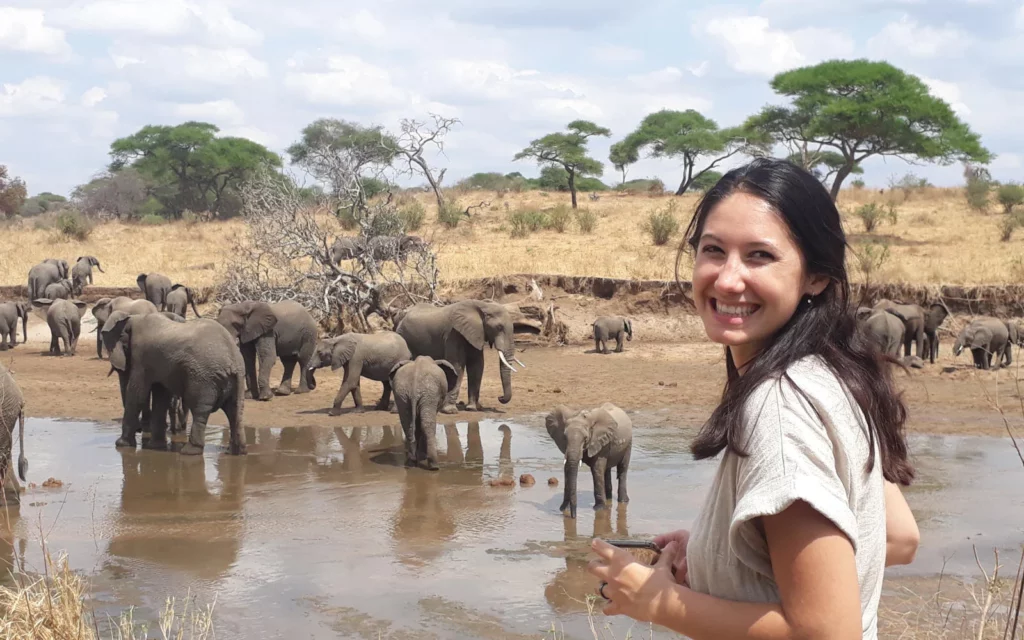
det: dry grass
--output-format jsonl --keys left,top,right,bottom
{"left": 2, "top": 186, "right": 1022, "bottom": 291}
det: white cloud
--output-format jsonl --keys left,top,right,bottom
{"left": 702, "top": 15, "right": 853, "bottom": 77}
{"left": 336, "top": 9, "right": 387, "bottom": 41}
{"left": 0, "top": 8, "right": 71, "bottom": 57}
{"left": 80, "top": 87, "right": 107, "bottom": 107}
{"left": 590, "top": 44, "right": 644, "bottom": 63}
{"left": 687, "top": 61, "right": 710, "bottom": 78}
{"left": 0, "top": 76, "right": 117, "bottom": 140}
{"left": 108, "top": 44, "right": 269, "bottom": 86}
{"left": 1017, "top": 2, "right": 1024, "bottom": 28}
{"left": 920, "top": 77, "right": 970, "bottom": 116}
{"left": 172, "top": 99, "right": 245, "bottom": 125}
{"left": 0, "top": 76, "right": 65, "bottom": 117}
{"left": 55, "top": 0, "right": 262, "bottom": 46}
{"left": 218, "top": 125, "right": 276, "bottom": 147}
{"left": 284, "top": 55, "right": 406, "bottom": 107}
{"left": 867, "top": 15, "right": 970, "bottom": 58}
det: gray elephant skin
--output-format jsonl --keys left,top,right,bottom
{"left": 330, "top": 236, "right": 366, "bottom": 264}
{"left": 92, "top": 297, "right": 159, "bottom": 359}
{"left": 396, "top": 300, "right": 529, "bottom": 413}
{"left": 137, "top": 273, "right": 173, "bottom": 310}
{"left": 0, "top": 302, "right": 29, "bottom": 350}
{"left": 545, "top": 403, "right": 632, "bottom": 519}
{"left": 43, "top": 279, "right": 76, "bottom": 300}
{"left": 165, "top": 284, "right": 202, "bottom": 319}
{"left": 71, "top": 256, "right": 104, "bottom": 291}
{"left": 309, "top": 331, "right": 412, "bottom": 415}
{"left": 101, "top": 310, "right": 247, "bottom": 455}
{"left": 1007, "top": 322, "right": 1024, "bottom": 367}
{"left": 872, "top": 299, "right": 949, "bottom": 363}
{"left": 216, "top": 300, "right": 318, "bottom": 400}
{"left": 856, "top": 307, "right": 905, "bottom": 358}
{"left": 388, "top": 356, "right": 460, "bottom": 470}
{"left": 0, "top": 363, "right": 28, "bottom": 506}
{"left": 33, "top": 298, "right": 88, "bottom": 356}
{"left": 592, "top": 316, "right": 632, "bottom": 354}
{"left": 953, "top": 317, "right": 1010, "bottom": 370}
{"left": 27, "top": 258, "right": 69, "bottom": 301}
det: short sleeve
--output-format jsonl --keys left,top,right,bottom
{"left": 727, "top": 374, "right": 859, "bottom": 580}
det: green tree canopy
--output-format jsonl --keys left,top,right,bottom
{"left": 609, "top": 140, "right": 639, "bottom": 185}
{"left": 0, "top": 165, "right": 28, "bottom": 218}
{"left": 513, "top": 120, "right": 611, "bottom": 208}
{"left": 785, "top": 150, "right": 862, "bottom": 189}
{"left": 287, "top": 118, "right": 398, "bottom": 199}
{"left": 110, "top": 121, "right": 281, "bottom": 218}
{"left": 615, "top": 109, "right": 768, "bottom": 195}
{"left": 746, "top": 59, "right": 992, "bottom": 200}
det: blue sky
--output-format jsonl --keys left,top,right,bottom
{"left": 2, "top": 0, "right": 1023, "bottom": 197}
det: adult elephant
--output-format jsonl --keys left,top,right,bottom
{"left": 92, "top": 297, "right": 159, "bottom": 359}
{"left": 952, "top": 317, "right": 1010, "bottom": 370}
{"left": 330, "top": 236, "right": 366, "bottom": 264}
{"left": 0, "top": 302, "right": 29, "bottom": 350}
{"left": 0, "top": 362, "right": 29, "bottom": 506}
{"left": 396, "top": 299, "right": 528, "bottom": 413}
{"left": 100, "top": 310, "right": 246, "bottom": 455}
{"left": 33, "top": 298, "right": 88, "bottom": 356}
{"left": 71, "top": 256, "right": 104, "bottom": 291}
{"left": 388, "top": 356, "right": 460, "bottom": 470}
{"left": 27, "top": 258, "right": 69, "bottom": 301}
{"left": 856, "top": 307, "right": 905, "bottom": 358}
{"left": 216, "top": 300, "right": 318, "bottom": 399}
{"left": 165, "top": 284, "right": 202, "bottom": 319}
{"left": 872, "top": 299, "right": 950, "bottom": 364}
{"left": 308, "top": 331, "right": 412, "bottom": 415}
{"left": 137, "top": 273, "right": 173, "bottom": 310}
{"left": 545, "top": 403, "right": 632, "bottom": 519}
{"left": 1001, "top": 321, "right": 1022, "bottom": 368}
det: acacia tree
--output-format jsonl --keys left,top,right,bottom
{"left": 746, "top": 59, "right": 991, "bottom": 201}
{"left": 513, "top": 120, "right": 611, "bottom": 208}
{"left": 615, "top": 109, "right": 769, "bottom": 196}
{"left": 382, "top": 114, "right": 460, "bottom": 213}
{"left": 609, "top": 140, "right": 639, "bottom": 185}
{"left": 785, "top": 150, "right": 862, "bottom": 190}
{"left": 0, "top": 165, "right": 28, "bottom": 218}
{"left": 110, "top": 121, "right": 282, "bottom": 218}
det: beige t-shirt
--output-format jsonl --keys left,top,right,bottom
{"left": 685, "top": 355, "right": 886, "bottom": 639}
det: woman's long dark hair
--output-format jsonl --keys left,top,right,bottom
{"left": 677, "top": 157, "right": 914, "bottom": 485}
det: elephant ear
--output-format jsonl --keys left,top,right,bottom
{"left": 32, "top": 298, "right": 53, "bottom": 310}
{"left": 926, "top": 303, "right": 949, "bottom": 330}
{"left": 171, "top": 283, "right": 186, "bottom": 292}
{"left": 451, "top": 304, "right": 486, "bottom": 351}
{"left": 855, "top": 307, "right": 873, "bottom": 321}
{"left": 388, "top": 359, "right": 412, "bottom": 382}
{"left": 102, "top": 311, "right": 132, "bottom": 372}
{"left": 136, "top": 274, "right": 148, "bottom": 291}
{"left": 544, "top": 405, "right": 575, "bottom": 454}
{"left": 241, "top": 301, "right": 277, "bottom": 343}
{"left": 586, "top": 408, "right": 618, "bottom": 458}
{"left": 970, "top": 326, "right": 994, "bottom": 350}
{"left": 330, "top": 335, "right": 359, "bottom": 371}
{"left": 71, "top": 300, "right": 88, "bottom": 316}
{"left": 434, "top": 359, "right": 459, "bottom": 393}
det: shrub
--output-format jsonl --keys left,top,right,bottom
{"left": 854, "top": 202, "right": 898, "bottom": 233}
{"left": 437, "top": 201, "right": 466, "bottom": 229}
{"left": 574, "top": 208, "right": 597, "bottom": 233}
{"left": 55, "top": 210, "right": 93, "bottom": 240}
{"left": 139, "top": 214, "right": 166, "bottom": 226}
{"left": 850, "top": 179, "right": 866, "bottom": 189}
{"left": 508, "top": 209, "right": 547, "bottom": 238}
{"left": 1000, "top": 210, "right": 1024, "bottom": 242}
{"left": 963, "top": 163, "right": 992, "bottom": 212}
{"left": 545, "top": 205, "right": 572, "bottom": 233}
{"left": 641, "top": 201, "right": 681, "bottom": 246}
{"left": 398, "top": 199, "right": 426, "bottom": 231}
{"left": 997, "top": 183, "right": 1024, "bottom": 213}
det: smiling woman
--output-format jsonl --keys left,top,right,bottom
{"left": 586, "top": 157, "right": 919, "bottom": 639}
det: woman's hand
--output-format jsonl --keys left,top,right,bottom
{"left": 652, "top": 529, "right": 690, "bottom": 585}
{"left": 586, "top": 538, "right": 684, "bottom": 622}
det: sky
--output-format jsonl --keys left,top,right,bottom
{"left": 2, "top": 0, "right": 1023, "bottom": 197}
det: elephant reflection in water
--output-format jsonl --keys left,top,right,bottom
{"left": 232, "top": 426, "right": 334, "bottom": 485}
{"left": 544, "top": 505, "right": 630, "bottom": 614}
{"left": 106, "top": 449, "right": 246, "bottom": 581}
{"left": 0, "top": 512, "right": 28, "bottom": 590}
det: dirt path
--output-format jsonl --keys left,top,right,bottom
{"left": 3, "top": 332, "right": 1021, "bottom": 438}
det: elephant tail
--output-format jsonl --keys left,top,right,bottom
{"left": 883, "top": 308, "right": 908, "bottom": 323}
{"left": 17, "top": 408, "right": 27, "bottom": 483}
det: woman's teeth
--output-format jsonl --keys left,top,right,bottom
{"left": 717, "top": 302, "right": 757, "bottom": 317}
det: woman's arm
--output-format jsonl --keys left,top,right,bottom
{"left": 884, "top": 480, "right": 920, "bottom": 566}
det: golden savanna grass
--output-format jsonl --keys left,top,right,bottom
{"left": 2, "top": 187, "right": 1022, "bottom": 291}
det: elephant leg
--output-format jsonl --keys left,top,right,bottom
{"left": 275, "top": 356, "right": 297, "bottom": 396}
{"left": 603, "top": 465, "right": 613, "bottom": 500}
{"left": 181, "top": 405, "right": 213, "bottom": 456}
{"left": 96, "top": 332, "right": 104, "bottom": 359}
{"left": 221, "top": 387, "right": 246, "bottom": 456}
{"left": 615, "top": 333, "right": 624, "bottom": 352}
{"left": 296, "top": 346, "right": 314, "bottom": 394}
{"left": 49, "top": 332, "right": 58, "bottom": 355}
{"left": 70, "top": 329, "right": 79, "bottom": 356}
{"left": 590, "top": 458, "right": 608, "bottom": 510}
{"left": 375, "top": 379, "right": 393, "bottom": 411}
{"left": 418, "top": 402, "right": 439, "bottom": 471}
{"left": 255, "top": 335, "right": 276, "bottom": 400}
{"left": 241, "top": 342, "right": 259, "bottom": 399}
{"left": 0, "top": 335, "right": 7, "bottom": 351}
{"left": 464, "top": 349, "right": 484, "bottom": 412}
{"left": 330, "top": 366, "right": 362, "bottom": 416}
{"left": 441, "top": 363, "right": 464, "bottom": 414}
{"left": 144, "top": 387, "right": 171, "bottom": 450}
{"left": 117, "top": 383, "right": 145, "bottom": 448}
{"left": 396, "top": 397, "right": 416, "bottom": 466}
{"left": 616, "top": 448, "right": 630, "bottom": 504}
{"left": 594, "top": 336, "right": 600, "bottom": 353}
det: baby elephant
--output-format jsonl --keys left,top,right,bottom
{"left": 388, "top": 356, "right": 459, "bottom": 470}
{"left": 592, "top": 316, "right": 633, "bottom": 354}
{"left": 309, "top": 331, "right": 412, "bottom": 416}
{"left": 545, "top": 402, "right": 633, "bottom": 519}
{"left": 0, "top": 301, "right": 30, "bottom": 350}
{"left": 33, "top": 298, "right": 88, "bottom": 356}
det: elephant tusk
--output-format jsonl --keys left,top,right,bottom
{"left": 513, "top": 357, "right": 525, "bottom": 369}
{"left": 498, "top": 350, "right": 517, "bottom": 372}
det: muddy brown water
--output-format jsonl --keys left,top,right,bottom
{"left": 1, "top": 416, "right": 1022, "bottom": 639}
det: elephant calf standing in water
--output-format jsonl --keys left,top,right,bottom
{"left": 389, "top": 356, "right": 460, "bottom": 470}
{"left": 0, "top": 301, "right": 29, "bottom": 350}
{"left": 308, "top": 331, "right": 412, "bottom": 415}
{"left": 33, "top": 298, "right": 88, "bottom": 356}
{"left": 0, "top": 362, "right": 29, "bottom": 506}
{"left": 545, "top": 403, "right": 632, "bottom": 519}
{"left": 592, "top": 316, "right": 632, "bottom": 354}
{"left": 101, "top": 311, "right": 247, "bottom": 455}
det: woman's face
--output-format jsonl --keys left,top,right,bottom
{"left": 692, "top": 191, "right": 825, "bottom": 367}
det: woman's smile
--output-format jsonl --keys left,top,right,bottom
{"left": 710, "top": 299, "right": 760, "bottom": 326}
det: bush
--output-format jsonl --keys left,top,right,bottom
{"left": 850, "top": 179, "right": 866, "bottom": 189}
{"left": 854, "top": 202, "right": 898, "bottom": 232}
{"left": 545, "top": 205, "right": 572, "bottom": 233}
{"left": 55, "top": 210, "right": 93, "bottom": 240}
{"left": 139, "top": 214, "right": 166, "bottom": 226}
{"left": 398, "top": 199, "right": 426, "bottom": 231}
{"left": 964, "top": 163, "right": 992, "bottom": 212}
{"left": 1000, "top": 210, "right": 1024, "bottom": 242}
{"left": 997, "top": 183, "right": 1024, "bottom": 213}
{"left": 437, "top": 201, "right": 466, "bottom": 229}
{"left": 508, "top": 209, "right": 548, "bottom": 238}
{"left": 574, "top": 208, "right": 597, "bottom": 233}
{"left": 641, "top": 201, "right": 681, "bottom": 245}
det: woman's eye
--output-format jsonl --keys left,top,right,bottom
{"left": 700, "top": 245, "right": 723, "bottom": 255}
{"left": 751, "top": 250, "right": 775, "bottom": 260}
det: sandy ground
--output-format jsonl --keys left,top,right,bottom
{"left": 3, "top": 309, "right": 1022, "bottom": 438}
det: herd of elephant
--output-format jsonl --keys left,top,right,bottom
{"left": 856, "top": 298, "right": 1024, "bottom": 370}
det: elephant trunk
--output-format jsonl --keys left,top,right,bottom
{"left": 564, "top": 450, "right": 581, "bottom": 519}
{"left": 21, "top": 312, "right": 27, "bottom": 345}
{"left": 497, "top": 347, "right": 514, "bottom": 405}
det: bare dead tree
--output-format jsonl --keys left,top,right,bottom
{"left": 384, "top": 114, "right": 460, "bottom": 213}
{"left": 218, "top": 165, "right": 440, "bottom": 333}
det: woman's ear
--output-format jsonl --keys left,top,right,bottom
{"left": 805, "top": 273, "right": 831, "bottom": 297}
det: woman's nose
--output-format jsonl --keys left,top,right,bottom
{"left": 714, "top": 255, "right": 746, "bottom": 293}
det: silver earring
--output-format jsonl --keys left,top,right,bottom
{"left": 803, "top": 295, "right": 814, "bottom": 308}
